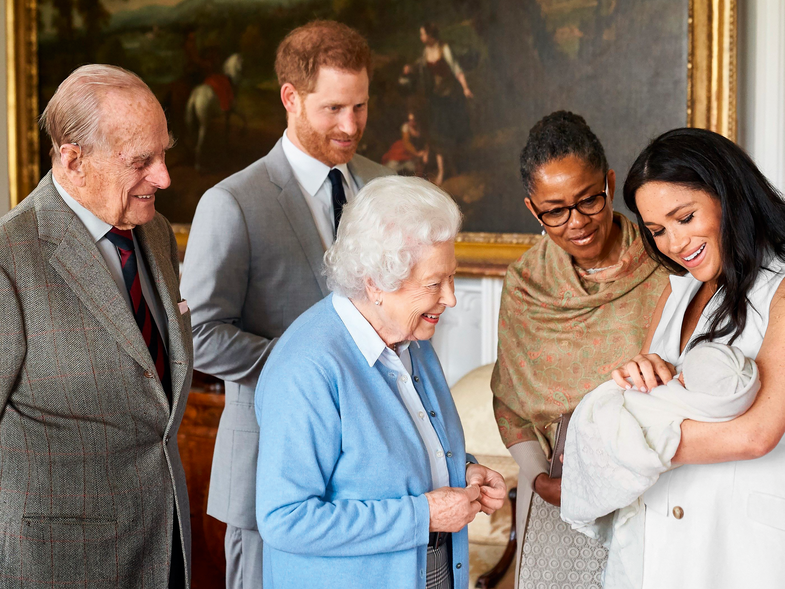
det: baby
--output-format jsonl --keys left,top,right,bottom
{"left": 623, "top": 342, "right": 759, "bottom": 428}
{"left": 561, "top": 342, "right": 760, "bottom": 589}
{"left": 676, "top": 342, "right": 755, "bottom": 396}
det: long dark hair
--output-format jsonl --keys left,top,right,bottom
{"left": 624, "top": 127, "right": 785, "bottom": 347}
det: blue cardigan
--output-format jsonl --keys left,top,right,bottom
{"left": 255, "top": 295, "right": 470, "bottom": 589}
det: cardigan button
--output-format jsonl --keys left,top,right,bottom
{"left": 430, "top": 411, "right": 436, "bottom": 417}
{"left": 446, "top": 451, "right": 453, "bottom": 458}
{"left": 456, "top": 563, "right": 462, "bottom": 569}
{"left": 672, "top": 506, "right": 684, "bottom": 519}
{"left": 143, "top": 370, "right": 154, "bottom": 379}
{"left": 413, "top": 376, "right": 420, "bottom": 382}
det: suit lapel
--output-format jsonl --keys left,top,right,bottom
{"left": 46, "top": 209, "right": 154, "bottom": 374}
{"left": 38, "top": 176, "right": 183, "bottom": 412}
{"left": 267, "top": 141, "right": 330, "bottom": 297}
{"left": 347, "top": 154, "right": 380, "bottom": 190}
{"left": 276, "top": 182, "right": 330, "bottom": 297}
{"left": 135, "top": 222, "right": 191, "bottom": 415}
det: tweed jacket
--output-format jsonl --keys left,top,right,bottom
{"left": 0, "top": 173, "right": 194, "bottom": 588}
{"left": 181, "top": 139, "right": 393, "bottom": 530}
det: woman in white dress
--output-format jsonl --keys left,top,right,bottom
{"left": 611, "top": 127, "right": 785, "bottom": 588}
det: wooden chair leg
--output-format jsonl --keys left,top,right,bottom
{"left": 475, "top": 487, "right": 517, "bottom": 589}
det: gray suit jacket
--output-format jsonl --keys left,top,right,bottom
{"left": 0, "top": 173, "right": 194, "bottom": 588}
{"left": 181, "top": 139, "right": 392, "bottom": 529}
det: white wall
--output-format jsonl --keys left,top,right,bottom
{"left": 430, "top": 277, "right": 504, "bottom": 387}
{"left": 738, "top": 0, "right": 785, "bottom": 191}
{"left": 1, "top": 6, "right": 10, "bottom": 216}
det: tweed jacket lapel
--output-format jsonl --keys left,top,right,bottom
{"left": 267, "top": 140, "right": 330, "bottom": 297}
{"left": 39, "top": 176, "right": 155, "bottom": 374}
{"left": 135, "top": 222, "right": 191, "bottom": 417}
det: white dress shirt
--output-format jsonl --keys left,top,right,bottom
{"left": 332, "top": 294, "right": 450, "bottom": 489}
{"left": 53, "top": 175, "right": 169, "bottom": 349}
{"left": 281, "top": 130, "right": 358, "bottom": 250}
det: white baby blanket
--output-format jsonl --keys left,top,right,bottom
{"left": 560, "top": 362, "right": 760, "bottom": 589}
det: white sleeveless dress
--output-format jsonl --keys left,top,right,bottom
{"left": 640, "top": 257, "right": 785, "bottom": 589}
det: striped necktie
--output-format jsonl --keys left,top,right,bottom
{"left": 104, "top": 227, "right": 171, "bottom": 401}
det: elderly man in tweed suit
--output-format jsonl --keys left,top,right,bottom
{"left": 0, "top": 65, "right": 193, "bottom": 588}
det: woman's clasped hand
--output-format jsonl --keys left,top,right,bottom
{"left": 533, "top": 472, "right": 562, "bottom": 506}
{"left": 465, "top": 463, "right": 507, "bottom": 514}
{"left": 425, "top": 464, "right": 506, "bottom": 532}
{"left": 425, "top": 486, "right": 481, "bottom": 533}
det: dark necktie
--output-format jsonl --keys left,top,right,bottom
{"left": 104, "top": 227, "right": 171, "bottom": 402}
{"left": 328, "top": 168, "right": 347, "bottom": 236}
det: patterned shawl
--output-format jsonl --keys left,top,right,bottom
{"left": 491, "top": 213, "right": 669, "bottom": 456}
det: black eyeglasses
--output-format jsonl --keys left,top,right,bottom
{"left": 532, "top": 178, "right": 609, "bottom": 227}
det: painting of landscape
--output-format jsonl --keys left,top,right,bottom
{"left": 37, "top": 0, "right": 689, "bottom": 234}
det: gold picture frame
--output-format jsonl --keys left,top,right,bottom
{"left": 6, "top": 0, "right": 737, "bottom": 276}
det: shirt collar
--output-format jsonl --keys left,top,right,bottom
{"left": 53, "top": 174, "right": 112, "bottom": 243}
{"left": 281, "top": 130, "right": 352, "bottom": 198}
{"left": 332, "top": 293, "right": 413, "bottom": 367}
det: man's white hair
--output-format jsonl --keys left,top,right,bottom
{"left": 324, "top": 175, "right": 462, "bottom": 299}
{"left": 40, "top": 64, "right": 155, "bottom": 159}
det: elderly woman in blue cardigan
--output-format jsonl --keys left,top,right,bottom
{"left": 254, "top": 176, "right": 506, "bottom": 589}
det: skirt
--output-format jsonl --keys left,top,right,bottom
{"left": 426, "top": 537, "right": 453, "bottom": 589}
{"left": 519, "top": 493, "right": 608, "bottom": 588}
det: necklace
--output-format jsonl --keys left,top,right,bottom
{"left": 583, "top": 263, "right": 617, "bottom": 274}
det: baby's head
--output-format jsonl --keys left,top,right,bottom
{"left": 680, "top": 343, "right": 755, "bottom": 396}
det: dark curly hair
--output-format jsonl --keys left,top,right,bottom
{"left": 519, "top": 111, "right": 609, "bottom": 198}
{"left": 624, "top": 127, "right": 785, "bottom": 348}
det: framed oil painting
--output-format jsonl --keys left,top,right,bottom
{"left": 8, "top": 0, "right": 736, "bottom": 274}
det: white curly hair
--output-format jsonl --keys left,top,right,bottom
{"left": 324, "top": 175, "right": 462, "bottom": 300}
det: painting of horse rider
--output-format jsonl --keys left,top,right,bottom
{"left": 186, "top": 52, "right": 245, "bottom": 171}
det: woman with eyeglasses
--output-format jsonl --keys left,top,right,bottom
{"left": 491, "top": 111, "right": 669, "bottom": 587}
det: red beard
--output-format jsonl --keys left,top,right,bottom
{"left": 294, "top": 110, "right": 362, "bottom": 167}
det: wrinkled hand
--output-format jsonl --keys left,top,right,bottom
{"left": 533, "top": 473, "right": 561, "bottom": 507}
{"left": 611, "top": 353, "right": 676, "bottom": 393}
{"left": 426, "top": 485, "right": 482, "bottom": 532}
{"left": 465, "top": 463, "right": 506, "bottom": 515}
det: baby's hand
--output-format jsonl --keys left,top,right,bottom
{"left": 677, "top": 372, "right": 685, "bottom": 387}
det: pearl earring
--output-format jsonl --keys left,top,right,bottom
{"left": 375, "top": 300, "right": 380, "bottom": 306}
